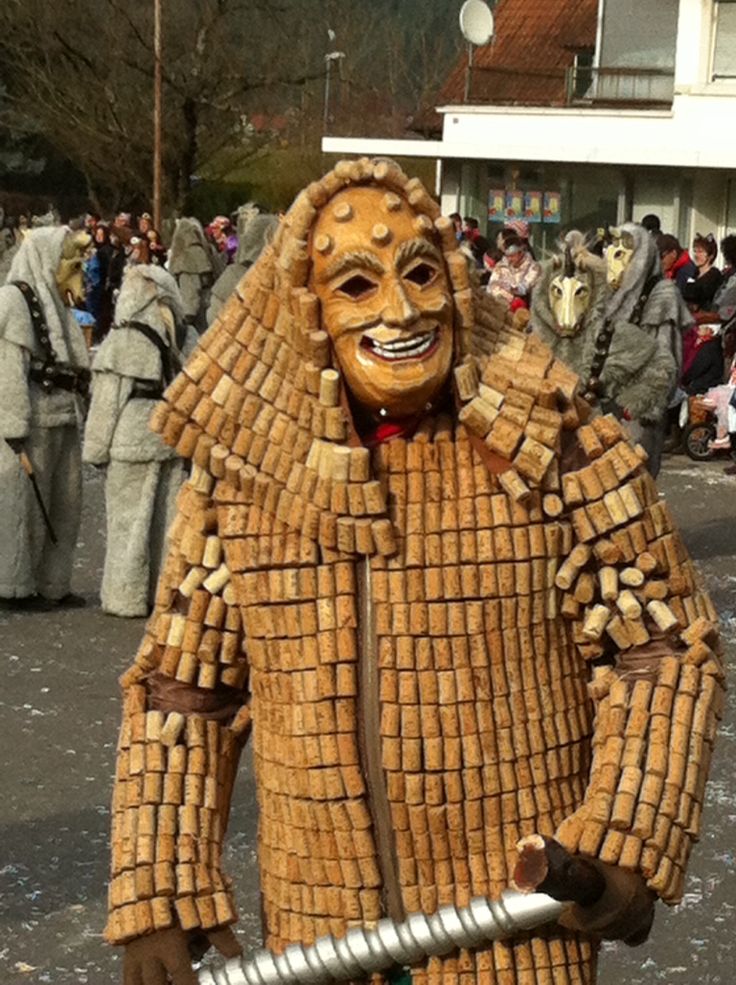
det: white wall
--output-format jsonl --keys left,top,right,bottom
{"left": 438, "top": 94, "right": 736, "bottom": 169}
{"left": 674, "top": 0, "right": 714, "bottom": 87}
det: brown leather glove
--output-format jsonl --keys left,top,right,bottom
{"left": 515, "top": 835, "right": 656, "bottom": 947}
{"left": 123, "top": 925, "right": 241, "bottom": 985}
{"left": 557, "top": 858, "right": 656, "bottom": 946}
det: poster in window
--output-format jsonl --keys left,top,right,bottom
{"left": 523, "top": 190, "right": 543, "bottom": 224}
{"left": 505, "top": 189, "right": 524, "bottom": 220}
{"left": 488, "top": 189, "right": 505, "bottom": 220}
{"left": 543, "top": 191, "right": 561, "bottom": 224}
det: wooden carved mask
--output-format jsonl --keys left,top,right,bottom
{"left": 309, "top": 186, "right": 454, "bottom": 419}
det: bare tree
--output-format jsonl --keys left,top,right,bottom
{"left": 0, "top": 0, "right": 326, "bottom": 210}
{"left": 0, "top": 0, "right": 459, "bottom": 212}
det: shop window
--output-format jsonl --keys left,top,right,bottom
{"left": 713, "top": 0, "right": 736, "bottom": 79}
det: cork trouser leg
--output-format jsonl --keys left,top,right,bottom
{"left": 0, "top": 439, "right": 34, "bottom": 598}
{"left": 102, "top": 459, "right": 170, "bottom": 617}
{"left": 27, "top": 424, "right": 82, "bottom": 600}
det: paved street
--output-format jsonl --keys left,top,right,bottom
{"left": 1, "top": 457, "right": 734, "bottom": 985}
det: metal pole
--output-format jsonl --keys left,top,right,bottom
{"left": 323, "top": 56, "right": 332, "bottom": 134}
{"left": 464, "top": 42, "right": 474, "bottom": 102}
{"left": 153, "top": 0, "right": 163, "bottom": 230}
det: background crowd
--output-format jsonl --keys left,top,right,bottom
{"left": 0, "top": 205, "right": 275, "bottom": 345}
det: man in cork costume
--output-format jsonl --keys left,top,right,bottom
{"left": 108, "top": 159, "right": 724, "bottom": 985}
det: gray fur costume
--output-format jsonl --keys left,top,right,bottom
{"left": 83, "top": 265, "right": 194, "bottom": 617}
{"left": 532, "top": 243, "right": 677, "bottom": 426}
{"left": 167, "top": 218, "right": 218, "bottom": 334}
{"left": 0, "top": 212, "right": 18, "bottom": 284}
{"left": 0, "top": 227, "right": 89, "bottom": 600}
{"left": 207, "top": 207, "right": 279, "bottom": 323}
{"left": 606, "top": 224, "right": 689, "bottom": 475}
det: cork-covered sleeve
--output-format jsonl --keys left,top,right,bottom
{"left": 104, "top": 464, "right": 250, "bottom": 945}
{"left": 554, "top": 414, "right": 725, "bottom": 905}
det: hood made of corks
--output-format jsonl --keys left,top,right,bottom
{"left": 150, "top": 158, "right": 586, "bottom": 557}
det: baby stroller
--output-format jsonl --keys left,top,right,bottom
{"left": 681, "top": 388, "right": 732, "bottom": 460}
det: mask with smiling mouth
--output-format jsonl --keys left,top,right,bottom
{"left": 309, "top": 185, "right": 454, "bottom": 419}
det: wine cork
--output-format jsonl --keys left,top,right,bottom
{"left": 647, "top": 600, "right": 680, "bottom": 634}
{"left": 542, "top": 494, "right": 563, "bottom": 518}
{"left": 617, "top": 590, "right": 642, "bottom": 620}
{"left": 306, "top": 328, "right": 330, "bottom": 365}
{"left": 178, "top": 567, "right": 208, "bottom": 599}
{"left": 573, "top": 572, "right": 595, "bottom": 605}
{"left": 620, "top": 566, "right": 645, "bottom": 588}
{"left": 454, "top": 361, "right": 479, "bottom": 401}
{"left": 349, "top": 448, "right": 371, "bottom": 483}
{"left": 583, "top": 605, "right": 611, "bottom": 641}
{"left": 202, "top": 536, "right": 222, "bottom": 570}
{"left": 319, "top": 369, "right": 340, "bottom": 407}
{"left": 636, "top": 551, "right": 658, "bottom": 575}
{"left": 555, "top": 544, "right": 591, "bottom": 590}
{"left": 599, "top": 566, "right": 618, "bottom": 601}
{"left": 166, "top": 615, "right": 187, "bottom": 647}
{"left": 161, "top": 713, "right": 185, "bottom": 747}
{"left": 618, "top": 483, "right": 643, "bottom": 519}
{"left": 203, "top": 564, "right": 230, "bottom": 594}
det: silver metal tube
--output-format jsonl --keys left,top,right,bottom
{"left": 197, "top": 891, "right": 564, "bottom": 985}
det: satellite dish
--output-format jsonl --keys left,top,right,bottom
{"left": 459, "top": 0, "right": 494, "bottom": 46}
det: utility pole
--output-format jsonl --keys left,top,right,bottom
{"left": 323, "top": 29, "right": 345, "bottom": 134}
{"left": 153, "top": 0, "right": 163, "bottom": 229}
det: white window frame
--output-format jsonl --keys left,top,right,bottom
{"left": 711, "top": 0, "right": 736, "bottom": 81}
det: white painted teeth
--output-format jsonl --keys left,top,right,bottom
{"left": 369, "top": 331, "right": 436, "bottom": 360}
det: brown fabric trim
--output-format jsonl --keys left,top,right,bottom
{"left": 615, "top": 638, "right": 683, "bottom": 683}
{"left": 147, "top": 672, "right": 245, "bottom": 722}
{"left": 466, "top": 429, "right": 513, "bottom": 476}
{"left": 559, "top": 425, "right": 589, "bottom": 475}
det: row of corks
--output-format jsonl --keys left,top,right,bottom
{"left": 556, "top": 630, "right": 723, "bottom": 904}
{"left": 106, "top": 684, "right": 244, "bottom": 943}
{"left": 416, "top": 932, "right": 596, "bottom": 985}
{"left": 558, "top": 492, "right": 718, "bottom": 663}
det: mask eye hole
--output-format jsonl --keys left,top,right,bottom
{"left": 336, "top": 274, "right": 376, "bottom": 300}
{"left": 404, "top": 261, "right": 436, "bottom": 288}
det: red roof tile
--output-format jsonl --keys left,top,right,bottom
{"left": 441, "top": 0, "right": 598, "bottom": 107}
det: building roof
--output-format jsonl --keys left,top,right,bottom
{"left": 440, "top": 0, "right": 599, "bottom": 107}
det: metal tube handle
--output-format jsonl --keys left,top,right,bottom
{"left": 197, "top": 890, "right": 564, "bottom": 985}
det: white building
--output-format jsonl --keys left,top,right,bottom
{"left": 324, "top": 0, "right": 736, "bottom": 251}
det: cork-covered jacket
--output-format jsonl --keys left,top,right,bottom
{"left": 105, "top": 159, "right": 724, "bottom": 985}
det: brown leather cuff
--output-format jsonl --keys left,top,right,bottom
{"left": 147, "top": 672, "right": 244, "bottom": 721}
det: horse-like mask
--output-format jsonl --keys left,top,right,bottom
{"left": 606, "top": 228, "right": 635, "bottom": 291}
{"left": 56, "top": 231, "right": 92, "bottom": 307}
{"left": 548, "top": 248, "right": 591, "bottom": 337}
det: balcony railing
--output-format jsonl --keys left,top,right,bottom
{"left": 566, "top": 66, "right": 675, "bottom": 107}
